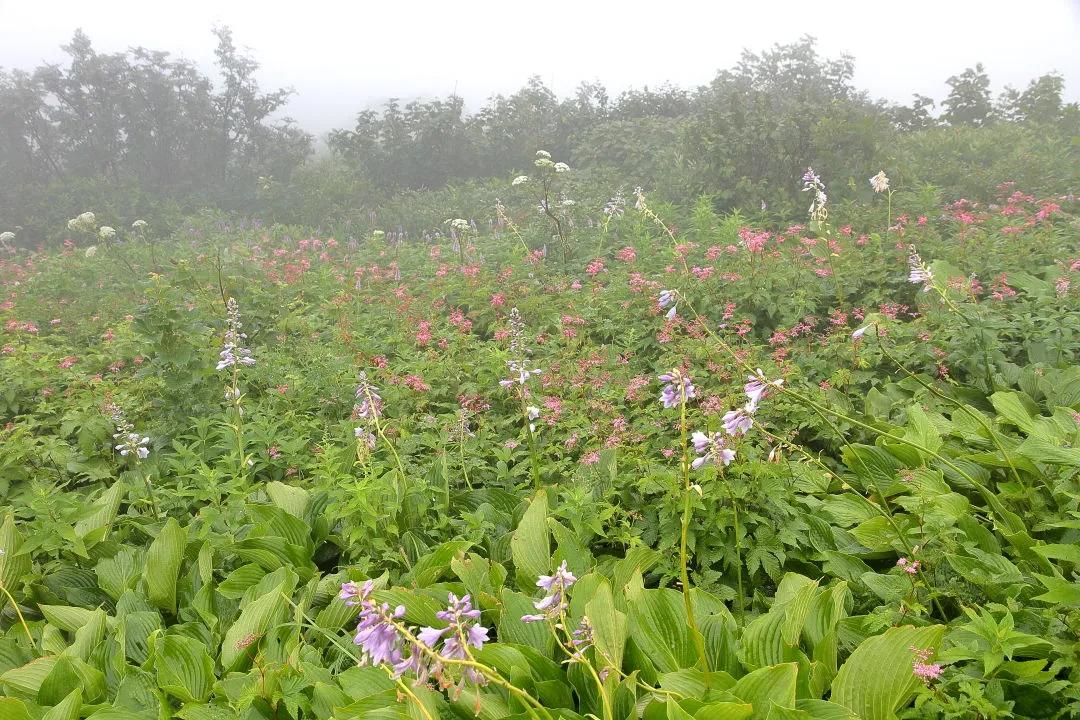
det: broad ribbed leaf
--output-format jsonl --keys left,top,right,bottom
{"left": 0, "top": 656, "right": 58, "bottom": 698}
{"left": 96, "top": 547, "right": 143, "bottom": 600}
{"left": 0, "top": 516, "right": 30, "bottom": 593}
{"left": 153, "top": 634, "right": 214, "bottom": 703}
{"left": 511, "top": 490, "right": 550, "bottom": 588}
{"left": 65, "top": 608, "right": 107, "bottom": 660}
{"left": 585, "top": 578, "right": 627, "bottom": 672}
{"left": 38, "top": 605, "right": 95, "bottom": 633}
{"left": 266, "top": 480, "right": 311, "bottom": 519}
{"left": 0, "top": 698, "right": 37, "bottom": 720}
{"left": 74, "top": 480, "right": 124, "bottom": 541}
{"left": 143, "top": 518, "right": 186, "bottom": 614}
{"left": 220, "top": 575, "right": 293, "bottom": 671}
{"left": 831, "top": 625, "right": 945, "bottom": 720}
{"left": 730, "top": 664, "right": 798, "bottom": 720}
{"left": 43, "top": 688, "right": 82, "bottom": 720}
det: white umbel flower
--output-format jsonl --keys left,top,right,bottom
{"left": 870, "top": 171, "right": 890, "bottom": 193}
{"left": 98, "top": 226, "right": 116, "bottom": 239}
{"left": 512, "top": 175, "right": 530, "bottom": 186}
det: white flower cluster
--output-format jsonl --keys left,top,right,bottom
{"left": 132, "top": 219, "right": 148, "bottom": 229}
{"left": 870, "top": 171, "right": 890, "bottom": 193}
{"left": 98, "top": 226, "right": 116, "bottom": 239}
{"left": 67, "top": 211, "right": 97, "bottom": 232}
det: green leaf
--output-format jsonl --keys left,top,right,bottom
{"left": 0, "top": 698, "right": 37, "bottom": 720}
{"left": 266, "top": 480, "right": 311, "bottom": 519}
{"left": 585, "top": 577, "right": 628, "bottom": 672}
{"left": 220, "top": 572, "right": 295, "bottom": 671}
{"left": 511, "top": 490, "right": 550, "bottom": 588}
{"left": 1, "top": 656, "right": 58, "bottom": 698}
{"left": 38, "top": 605, "right": 96, "bottom": 633}
{"left": 74, "top": 480, "right": 124, "bottom": 541}
{"left": 695, "top": 702, "right": 754, "bottom": 720}
{"left": 0, "top": 516, "right": 31, "bottom": 594}
{"left": 153, "top": 634, "right": 214, "bottom": 703}
{"left": 65, "top": 608, "right": 107, "bottom": 661}
{"left": 831, "top": 625, "right": 945, "bottom": 720}
{"left": 1032, "top": 575, "right": 1080, "bottom": 605}
{"left": 729, "top": 664, "right": 798, "bottom": 720}
{"left": 628, "top": 589, "right": 698, "bottom": 673}
{"left": 403, "top": 540, "right": 472, "bottom": 587}
{"left": 43, "top": 688, "right": 82, "bottom": 720}
{"left": 143, "top": 517, "right": 186, "bottom": 614}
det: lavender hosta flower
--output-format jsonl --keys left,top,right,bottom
{"left": 526, "top": 405, "right": 540, "bottom": 432}
{"left": 744, "top": 369, "right": 783, "bottom": 413}
{"left": 852, "top": 325, "right": 872, "bottom": 340}
{"left": 633, "top": 186, "right": 646, "bottom": 211}
{"left": 354, "top": 427, "right": 376, "bottom": 449}
{"left": 522, "top": 560, "right": 578, "bottom": 622}
{"left": 569, "top": 616, "right": 595, "bottom": 661}
{"left": 659, "top": 370, "right": 696, "bottom": 409}
{"left": 870, "top": 171, "right": 890, "bottom": 193}
{"left": 658, "top": 289, "right": 678, "bottom": 320}
{"left": 908, "top": 246, "right": 934, "bottom": 291}
{"left": 691, "top": 431, "right": 736, "bottom": 469}
{"left": 722, "top": 406, "right": 754, "bottom": 436}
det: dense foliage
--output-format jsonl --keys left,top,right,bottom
{"left": 2, "top": 150, "right": 1080, "bottom": 720}
{"left": 3, "top": 32, "right": 1078, "bottom": 239}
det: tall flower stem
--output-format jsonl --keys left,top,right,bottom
{"left": 677, "top": 385, "right": 711, "bottom": 686}
{"left": 720, "top": 475, "right": 745, "bottom": 622}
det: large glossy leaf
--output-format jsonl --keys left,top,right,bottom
{"left": 0, "top": 698, "right": 37, "bottom": 720}
{"left": 511, "top": 490, "right": 550, "bottom": 588}
{"left": 831, "top": 625, "right": 945, "bottom": 720}
{"left": 42, "top": 688, "right": 82, "bottom": 720}
{"left": 153, "top": 633, "right": 214, "bottom": 703}
{"left": 220, "top": 571, "right": 295, "bottom": 671}
{"left": 0, "top": 516, "right": 30, "bottom": 594}
{"left": 729, "top": 664, "right": 798, "bottom": 720}
{"left": 585, "top": 577, "right": 628, "bottom": 672}
{"left": 74, "top": 480, "right": 124, "bottom": 542}
{"left": 143, "top": 517, "right": 186, "bottom": 614}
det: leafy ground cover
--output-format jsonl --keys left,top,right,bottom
{"left": 2, "top": 166, "right": 1080, "bottom": 720}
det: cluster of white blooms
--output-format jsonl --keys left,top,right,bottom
{"left": 448, "top": 218, "right": 471, "bottom": 233}
{"left": 132, "top": 219, "right": 148, "bottom": 229}
{"left": 512, "top": 175, "right": 530, "bottom": 186}
{"left": 98, "top": 226, "right": 116, "bottom": 239}
{"left": 67, "top": 211, "right": 97, "bottom": 232}
{"left": 85, "top": 246, "right": 98, "bottom": 258}
{"left": 0, "top": 231, "right": 15, "bottom": 244}
{"left": 106, "top": 402, "right": 150, "bottom": 460}
{"left": 870, "top": 171, "right": 890, "bottom": 193}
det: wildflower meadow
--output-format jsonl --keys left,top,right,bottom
{"left": 2, "top": 29, "right": 1080, "bottom": 720}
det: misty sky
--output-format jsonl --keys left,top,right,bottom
{"left": 2, "top": 0, "right": 1078, "bottom": 139}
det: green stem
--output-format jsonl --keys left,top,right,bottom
{"left": 677, "top": 383, "right": 710, "bottom": 686}
{"left": 0, "top": 582, "right": 37, "bottom": 651}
